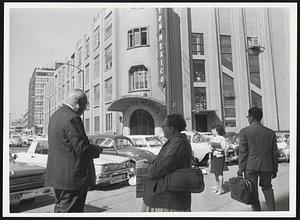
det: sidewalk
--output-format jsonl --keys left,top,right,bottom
{"left": 21, "top": 163, "right": 289, "bottom": 214}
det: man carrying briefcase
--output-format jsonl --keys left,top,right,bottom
{"left": 237, "top": 107, "right": 278, "bottom": 211}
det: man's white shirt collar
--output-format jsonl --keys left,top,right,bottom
{"left": 64, "top": 103, "right": 75, "bottom": 111}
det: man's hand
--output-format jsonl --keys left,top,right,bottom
{"left": 271, "top": 172, "right": 277, "bottom": 179}
{"left": 237, "top": 170, "right": 244, "bottom": 177}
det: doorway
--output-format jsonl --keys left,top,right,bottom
{"left": 130, "top": 109, "right": 154, "bottom": 135}
{"left": 195, "top": 115, "right": 207, "bottom": 132}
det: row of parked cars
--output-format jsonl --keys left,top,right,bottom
{"left": 9, "top": 131, "right": 289, "bottom": 206}
{"left": 9, "top": 134, "right": 36, "bottom": 147}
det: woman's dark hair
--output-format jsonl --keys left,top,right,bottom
{"left": 166, "top": 113, "right": 186, "bottom": 132}
{"left": 212, "top": 124, "right": 226, "bottom": 136}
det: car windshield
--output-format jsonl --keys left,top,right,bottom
{"left": 35, "top": 141, "right": 49, "bottom": 154}
{"left": 101, "top": 138, "right": 114, "bottom": 148}
{"left": 145, "top": 137, "right": 163, "bottom": 148}
{"left": 116, "top": 138, "right": 134, "bottom": 150}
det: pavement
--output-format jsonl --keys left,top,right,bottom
{"left": 10, "top": 163, "right": 291, "bottom": 217}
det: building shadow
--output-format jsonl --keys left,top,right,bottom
{"left": 10, "top": 195, "right": 55, "bottom": 213}
{"left": 93, "top": 181, "right": 130, "bottom": 191}
{"left": 84, "top": 204, "right": 107, "bottom": 212}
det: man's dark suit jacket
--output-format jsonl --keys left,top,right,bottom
{"left": 46, "top": 105, "right": 100, "bottom": 190}
{"left": 238, "top": 122, "right": 278, "bottom": 173}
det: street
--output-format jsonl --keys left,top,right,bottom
{"left": 10, "top": 162, "right": 290, "bottom": 213}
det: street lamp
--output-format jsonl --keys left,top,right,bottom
{"left": 60, "top": 62, "right": 85, "bottom": 122}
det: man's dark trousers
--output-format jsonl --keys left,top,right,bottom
{"left": 54, "top": 188, "right": 88, "bottom": 212}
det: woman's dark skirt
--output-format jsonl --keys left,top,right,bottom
{"left": 210, "top": 156, "right": 226, "bottom": 176}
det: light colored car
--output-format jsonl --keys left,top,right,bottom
{"left": 10, "top": 135, "right": 23, "bottom": 147}
{"left": 14, "top": 138, "right": 134, "bottom": 186}
{"left": 9, "top": 153, "right": 53, "bottom": 206}
{"left": 181, "top": 131, "right": 212, "bottom": 166}
{"left": 127, "top": 135, "right": 163, "bottom": 155}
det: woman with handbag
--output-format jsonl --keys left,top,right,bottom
{"left": 198, "top": 124, "right": 227, "bottom": 195}
{"left": 142, "top": 113, "right": 193, "bottom": 212}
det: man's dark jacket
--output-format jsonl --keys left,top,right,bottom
{"left": 238, "top": 122, "right": 278, "bottom": 173}
{"left": 46, "top": 105, "right": 100, "bottom": 190}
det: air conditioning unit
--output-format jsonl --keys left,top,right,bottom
{"left": 248, "top": 37, "right": 260, "bottom": 49}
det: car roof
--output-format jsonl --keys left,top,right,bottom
{"left": 88, "top": 134, "right": 131, "bottom": 139}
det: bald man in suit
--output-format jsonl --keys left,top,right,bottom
{"left": 238, "top": 107, "right": 278, "bottom": 211}
{"left": 46, "top": 89, "right": 102, "bottom": 212}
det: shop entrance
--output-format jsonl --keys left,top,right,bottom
{"left": 195, "top": 115, "right": 207, "bottom": 132}
{"left": 130, "top": 109, "right": 154, "bottom": 135}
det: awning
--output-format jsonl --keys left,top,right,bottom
{"left": 108, "top": 95, "right": 167, "bottom": 113}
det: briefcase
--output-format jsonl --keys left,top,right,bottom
{"left": 228, "top": 177, "right": 254, "bottom": 205}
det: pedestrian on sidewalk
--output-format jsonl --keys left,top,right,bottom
{"left": 198, "top": 124, "right": 227, "bottom": 195}
{"left": 237, "top": 107, "right": 278, "bottom": 211}
{"left": 46, "top": 89, "right": 102, "bottom": 212}
{"left": 142, "top": 113, "right": 193, "bottom": 212}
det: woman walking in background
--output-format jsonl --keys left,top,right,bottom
{"left": 198, "top": 124, "right": 227, "bottom": 195}
{"left": 142, "top": 113, "right": 193, "bottom": 212}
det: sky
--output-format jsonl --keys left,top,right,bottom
{"left": 8, "top": 7, "right": 98, "bottom": 121}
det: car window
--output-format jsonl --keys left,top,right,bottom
{"left": 35, "top": 141, "right": 49, "bottom": 155}
{"left": 95, "top": 138, "right": 107, "bottom": 145}
{"left": 101, "top": 138, "right": 114, "bottom": 149}
{"left": 145, "top": 137, "right": 163, "bottom": 148}
{"left": 116, "top": 138, "right": 133, "bottom": 150}
{"left": 131, "top": 138, "right": 147, "bottom": 148}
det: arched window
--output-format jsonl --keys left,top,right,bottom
{"left": 129, "top": 65, "right": 148, "bottom": 91}
{"left": 130, "top": 109, "right": 154, "bottom": 135}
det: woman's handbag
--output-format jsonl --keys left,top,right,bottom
{"left": 157, "top": 168, "right": 205, "bottom": 193}
{"left": 228, "top": 176, "right": 254, "bottom": 205}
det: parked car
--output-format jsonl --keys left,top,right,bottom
{"left": 14, "top": 138, "right": 134, "bottom": 186}
{"left": 9, "top": 135, "right": 23, "bottom": 147}
{"left": 277, "top": 141, "right": 290, "bottom": 163}
{"left": 127, "top": 135, "right": 163, "bottom": 155}
{"left": 181, "top": 131, "right": 212, "bottom": 166}
{"left": 9, "top": 153, "right": 53, "bottom": 206}
{"left": 88, "top": 134, "right": 156, "bottom": 185}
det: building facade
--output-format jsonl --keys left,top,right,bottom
{"left": 28, "top": 67, "right": 55, "bottom": 134}
{"left": 43, "top": 7, "right": 290, "bottom": 136}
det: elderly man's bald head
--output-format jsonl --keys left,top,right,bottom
{"left": 65, "top": 89, "right": 88, "bottom": 116}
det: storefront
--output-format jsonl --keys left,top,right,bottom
{"left": 108, "top": 95, "right": 167, "bottom": 136}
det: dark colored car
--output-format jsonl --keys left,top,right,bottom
{"left": 88, "top": 134, "right": 156, "bottom": 185}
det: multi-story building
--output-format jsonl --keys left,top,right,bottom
{"left": 43, "top": 7, "right": 290, "bottom": 136}
{"left": 28, "top": 67, "right": 55, "bottom": 134}
{"left": 21, "top": 109, "right": 29, "bottom": 129}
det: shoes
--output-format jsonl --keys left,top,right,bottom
{"left": 215, "top": 191, "right": 225, "bottom": 195}
{"left": 212, "top": 190, "right": 218, "bottom": 193}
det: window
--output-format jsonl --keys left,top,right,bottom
{"left": 85, "top": 118, "right": 90, "bottom": 133}
{"left": 94, "top": 55, "right": 100, "bottom": 78}
{"left": 94, "top": 116, "right": 100, "bottom": 133}
{"left": 93, "top": 26, "right": 100, "bottom": 49}
{"left": 85, "top": 64, "right": 90, "bottom": 84}
{"left": 77, "top": 71, "right": 82, "bottom": 89}
{"left": 192, "top": 33, "right": 204, "bottom": 55}
{"left": 105, "top": 23, "right": 112, "bottom": 39}
{"left": 78, "top": 47, "right": 82, "bottom": 66}
{"left": 66, "top": 81, "right": 70, "bottom": 96}
{"left": 248, "top": 51, "right": 261, "bottom": 89}
{"left": 85, "top": 38, "right": 90, "bottom": 59}
{"left": 129, "top": 65, "right": 149, "bottom": 91}
{"left": 105, "top": 77, "right": 112, "bottom": 102}
{"left": 94, "top": 84, "right": 100, "bottom": 106}
{"left": 193, "top": 87, "right": 207, "bottom": 110}
{"left": 106, "top": 112, "right": 113, "bottom": 132}
{"left": 223, "top": 72, "right": 236, "bottom": 127}
{"left": 62, "top": 85, "right": 65, "bottom": 100}
{"left": 105, "top": 44, "right": 112, "bottom": 70}
{"left": 85, "top": 90, "right": 90, "bottom": 110}
{"left": 71, "top": 77, "right": 75, "bottom": 91}
{"left": 193, "top": 60, "right": 205, "bottom": 82}
{"left": 251, "top": 90, "right": 262, "bottom": 108}
{"left": 220, "top": 35, "right": 233, "bottom": 71}
{"left": 128, "top": 27, "right": 148, "bottom": 48}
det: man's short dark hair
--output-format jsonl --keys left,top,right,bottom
{"left": 166, "top": 113, "right": 186, "bottom": 132}
{"left": 248, "top": 107, "right": 263, "bottom": 121}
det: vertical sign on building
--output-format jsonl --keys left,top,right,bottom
{"left": 156, "top": 8, "right": 167, "bottom": 92}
